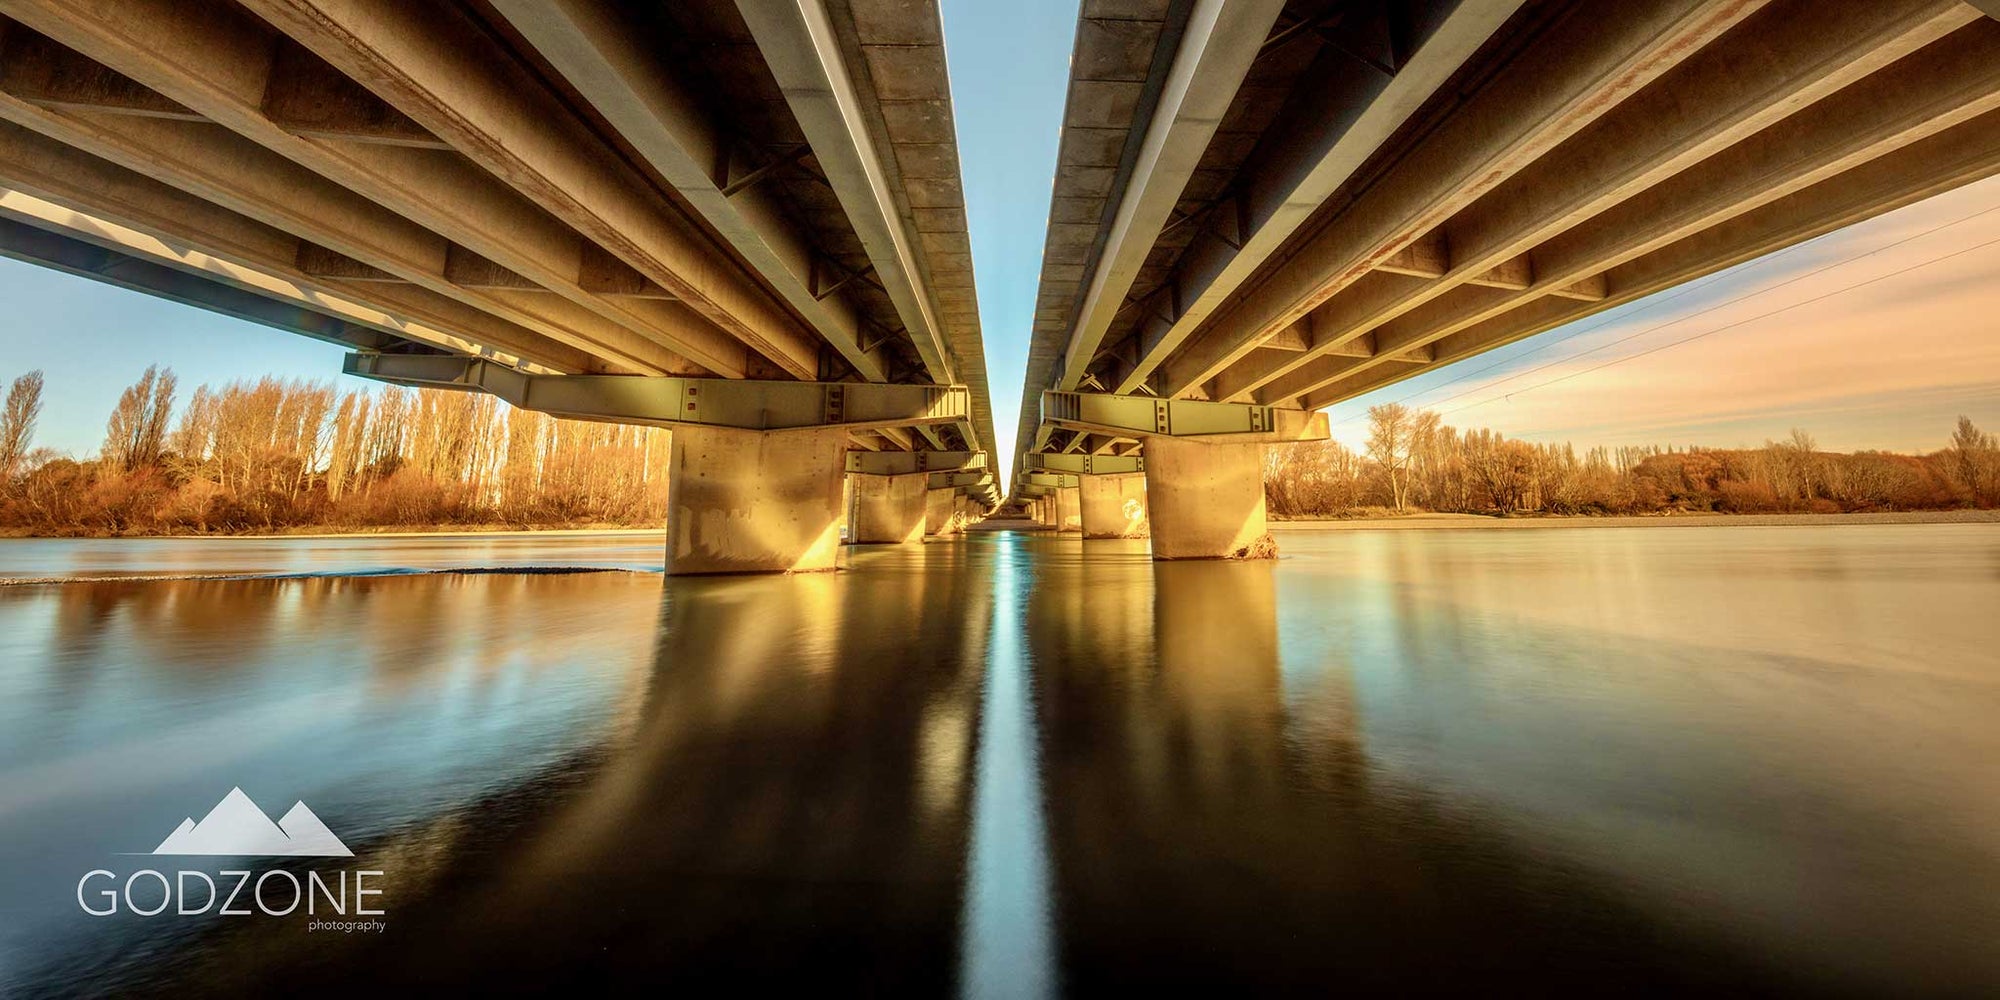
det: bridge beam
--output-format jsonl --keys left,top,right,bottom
{"left": 1024, "top": 452, "right": 1144, "bottom": 476}
{"left": 485, "top": 0, "right": 892, "bottom": 381}
{"left": 1146, "top": 0, "right": 1767, "bottom": 398}
{"left": 343, "top": 354, "right": 968, "bottom": 433}
{"left": 846, "top": 450, "right": 986, "bottom": 476}
{"left": 1213, "top": 0, "right": 1988, "bottom": 405}
{"left": 736, "top": 0, "right": 954, "bottom": 383}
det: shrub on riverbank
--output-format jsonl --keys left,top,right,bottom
{"left": 0, "top": 368, "right": 671, "bottom": 535}
{"left": 1263, "top": 406, "right": 2000, "bottom": 519}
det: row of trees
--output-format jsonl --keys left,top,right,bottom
{"left": 0, "top": 366, "right": 672, "bottom": 534}
{"left": 3, "top": 366, "right": 1994, "bottom": 533}
{"left": 1264, "top": 402, "right": 2000, "bottom": 517}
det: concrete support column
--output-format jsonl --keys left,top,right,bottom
{"left": 1054, "top": 486, "right": 1082, "bottom": 533}
{"left": 1080, "top": 473, "right": 1149, "bottom": 538}
{"left": 1141, "top": 435, "right": 1277, "bottom": 560}
{"left": 849, "top": 472, "right": 928, "bottom": 544}
{"left": 925, "top": 488, "right": 961, "bottom": 537}
{"left": 667, "top": 425, "right": 847, "bottom": 575}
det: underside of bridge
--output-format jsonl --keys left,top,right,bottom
{"left": 1016, "top": 0, "right": 2000, "bottom": 558}
{"left": 0, "top": 0, "right": 1002, "bottom": 572}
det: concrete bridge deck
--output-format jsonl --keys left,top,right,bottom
{"left": 1013, "top": 0, "right": 2000, "bottom": 554}
{"left": 0, "top": 0, "right": 1001, "bottom": 571}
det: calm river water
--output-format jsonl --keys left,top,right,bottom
{"left": 0, "top": 524, "right": 1995, "bottom": 996}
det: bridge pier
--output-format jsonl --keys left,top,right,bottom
{"left": 1141, "top": 436, "right": 1275, "bottom": 560}
{"left": 1080, "top": 473, "right": 1149, "bottom": 539}
{"left": 1032, "top": 393, "right": 1325, "bottom": 560}
{"left": 1054, "top": 486, "right": 1082, "bottom": 533}
{"left": 667, "top": 425, "right": 848, "bottom": 574}
{"left": 849, "top": 473, "right": 928, "bottom": 544}
{"left": 925, "top": 489, "right": 961, "bottom": 537}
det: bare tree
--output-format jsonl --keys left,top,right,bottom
{"left": 1949, "top": 415, "right": 1995, "bottom": 501}
{"left": 102, "top": 365, "right": 177, "bottom": 472}
{"left": 0, "top": 370, "right": 44, "bottom": 478}
{"left": 1366, "top": 402, "right": 1414, "bottom": 510}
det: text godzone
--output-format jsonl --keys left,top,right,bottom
{"left": 77, "top": 869, "right": 384, "bottom": 917}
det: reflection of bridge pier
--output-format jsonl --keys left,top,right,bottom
{"left": 197, "top": 558, "right": 996, "bottom": 992}
{"left": 1022, "top": 549, "right": 1789, "bottom": 988}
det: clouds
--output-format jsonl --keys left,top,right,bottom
{"left": 1329, "top": 175, "right": 2000, "bottom": 454}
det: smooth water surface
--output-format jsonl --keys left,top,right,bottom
{"left": 1, "top": 524, "right": 1996, "bottom": 996}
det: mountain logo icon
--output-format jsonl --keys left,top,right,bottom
{"left": 151, "top": 787, "right": 354, "bottom": 857}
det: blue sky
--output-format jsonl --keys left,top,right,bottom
{"left": 940, "top": 0, "right": 1079, "bottom": 476}
{"left": 0, "top": 1, "right": 1995, "bottom": 461}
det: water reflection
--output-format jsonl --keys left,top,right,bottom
{"left": 1, "top": 525, "right": 1996, "bottom": 996}
{"left": 0, "top": 570, "right": 660, "bottom": 996}
{"left": 1029, "top": 535, "right": 1809, "bottom": 993}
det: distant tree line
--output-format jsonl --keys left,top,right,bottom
{"left": 1265, "top": 402, "right": 2000, "bottom": 518}
{"left": 0, "top": 366, "right": 670, "bottom": 535}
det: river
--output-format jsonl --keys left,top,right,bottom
{"left": 0, "top": 524, "right": 1995, "bottom": 996}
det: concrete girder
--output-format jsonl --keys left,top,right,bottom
{"left": 1095, "top": 0, "right": 1527, "bottom": 397}
{"left": 256, "top": 40, "right": 447, "bottom": 149}
{"left": 0, "top": 2, "right": 785, "bottom": 378}
{"left": 1299, "top": 107, "right": 2000, "bottom": 409}
{"left": 485, "top": 0, "right": 894, "bottom": 382}
{"left": 1209, "top": 0, "right": 1980, "bottom": 404}
{"left": 0, "top": 212, "right": 405, "bottom": 353}
{"left": 0, "top": 188, "right": 554, "bottom": 371}
{"left": 734, "top": 0, "right": 954, "bottom": 386}
{"left": 0, "top": 122, "right": 591, "bottom": 369}
{"left": 1144, "top": 0, "right": 1766, "bottom": 398}
{"left": 1273, "top": 20, "right": 2000, "bottom": 405}
{"left": 1024, "top": 453, "right": 1144, "bottom": 476}
{"left": 0, "top": 22, "right": 200, "bottom": 121}
{"left": 1051, "top": 0, "right": 1286, "bottom": 391}
{"left": 845, "top": 450, "right": 986, "bottom": 476}
{"left": 875, "top": 425, "right": 917, "bottom": 452}
{"left": 345, "top": 353, "right": 970, "bottom": 433}
{"left": 0, "top": 60, "right": 696, "bottom": 375}
{"left": 231, "top": 0, "right": 827, "bottom": 381}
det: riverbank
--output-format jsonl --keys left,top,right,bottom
{"left": 1270, "top": 509, "right": 2000, "bottom": 530}
{"left": 0, "top": 523, "right": 667, "bottom": 541}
